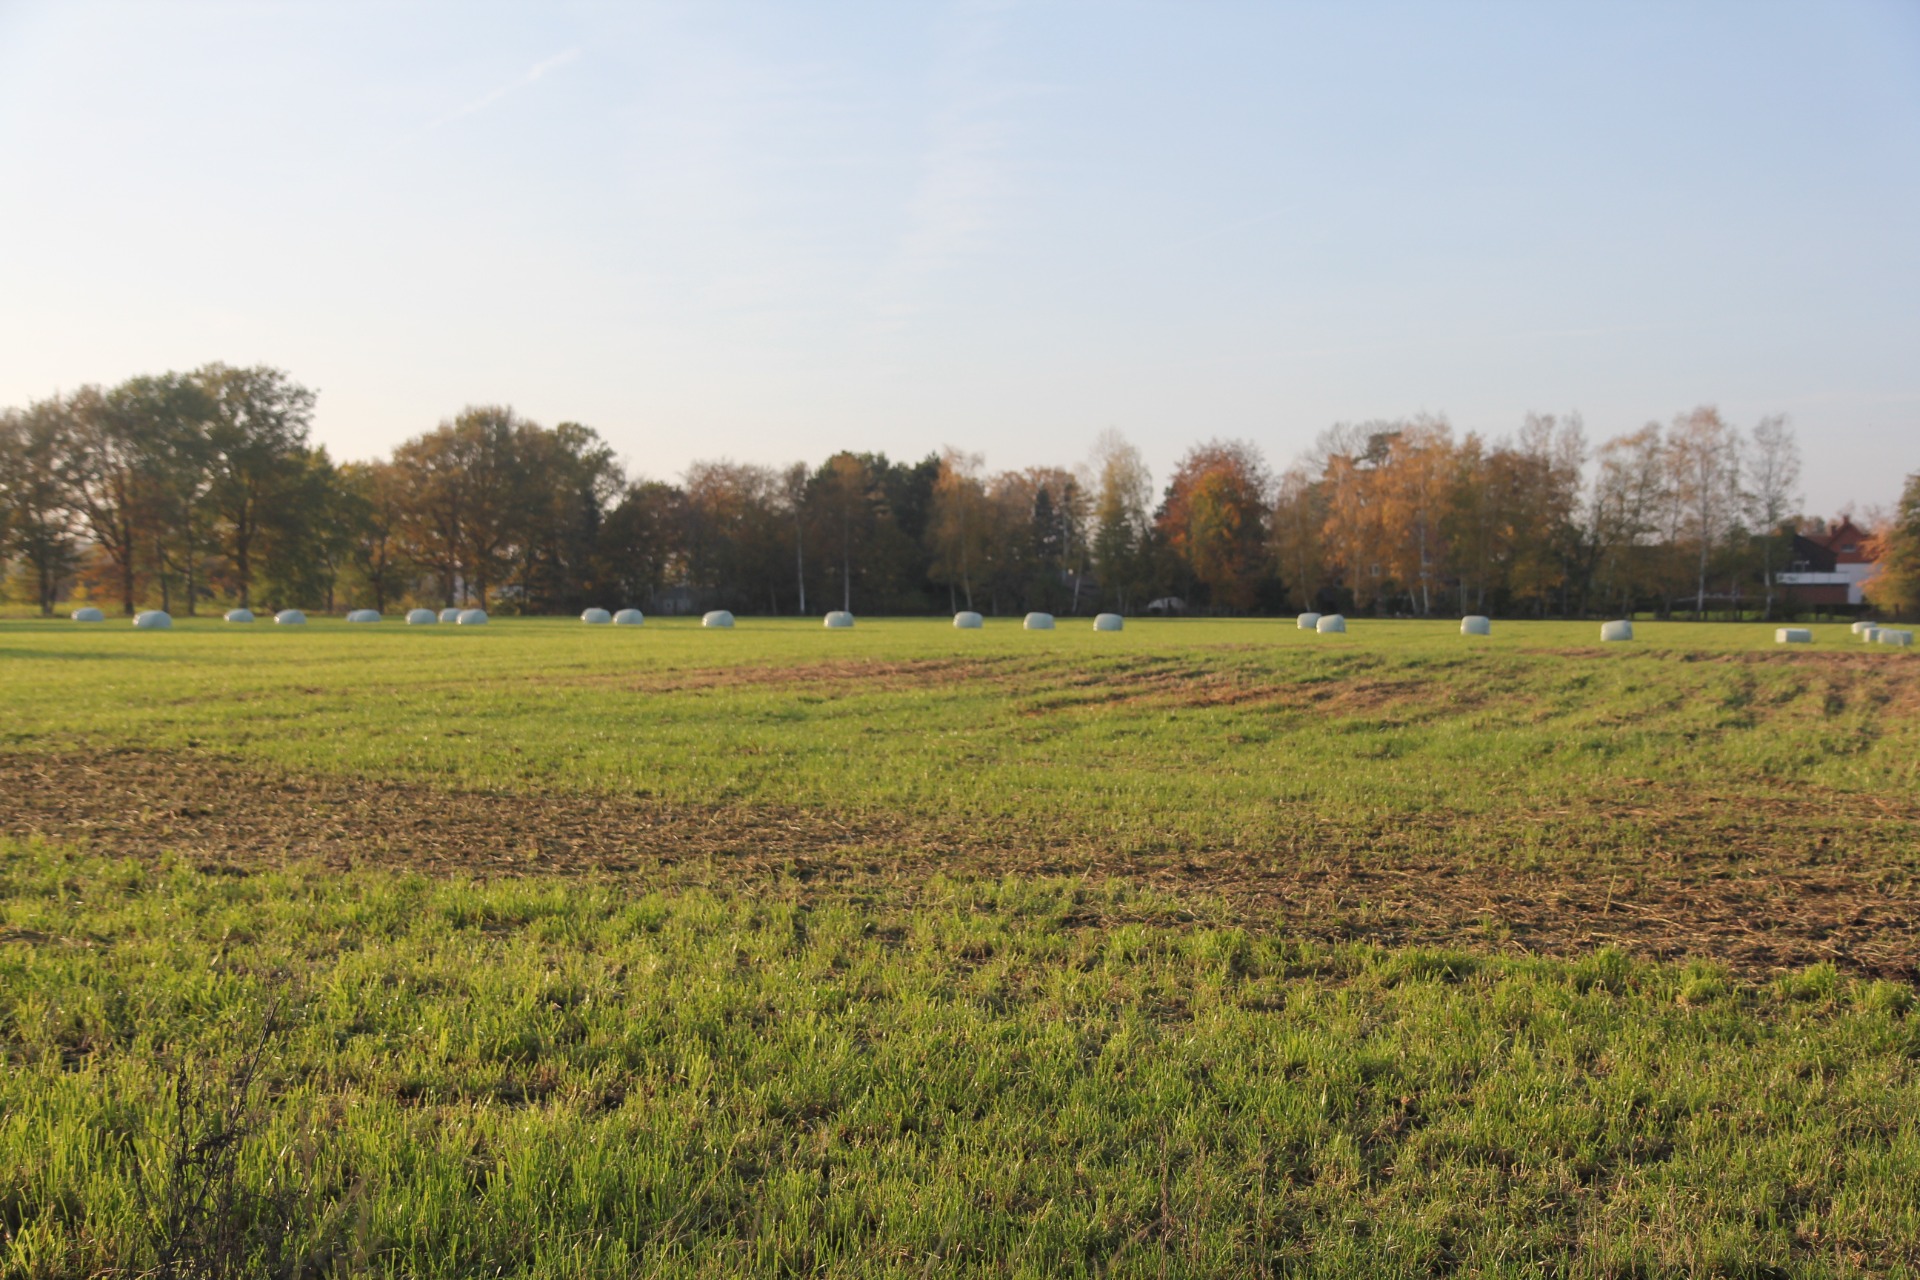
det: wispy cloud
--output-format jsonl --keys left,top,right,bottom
{"left": 418, "top": 47, "right": 582, "bottom": 136}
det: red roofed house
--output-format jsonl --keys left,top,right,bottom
{"left": 1774, "top": 517, "right": 1876, "bottom": 607}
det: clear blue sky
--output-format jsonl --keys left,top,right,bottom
{"left": 2, "top": 1, "right": 1915, "bottom": 515}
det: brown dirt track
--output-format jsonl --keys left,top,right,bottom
{"left": 3, "top": 748, "right": 1917, "bottom": 982}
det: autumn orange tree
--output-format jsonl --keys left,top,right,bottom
{"left": 1156, "top": 440, "right": 1271, "bottom": 611}
{"left": 1314, "top": 425, "right": 1394, "bottom": 612}
{"left": 1268, "top": 465, "right": 1326, "bottom": 611}
{"left": 926, "top": 449, "right": 988, "bottom": 612}
{"left": 1373, "top": 417, "right": 1456, "bottom": 616}
{"left": 1863, "top": 472, "right": 1920, "bottom": 618}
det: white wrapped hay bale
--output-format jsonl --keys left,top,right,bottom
{"left": 613, "top": 608, "right": 644, "bottom": 626}
{"left": 224, "top": 608, "right": 254, "bottom": 623}
{"left": 1093, "top": 613, "right": 1124, "bottom": 632}
{"left": 1877, "top": 628, "right": 1913, "bottom": 647}
{"left": 1315, "top": 614, "right": 1346, "bottom": 634}
{"left": 346, "top": 609, "right": 380, "bottom": 623}
{"left": 1297, "top": 612, "right": 1321, "bottom": 630}
{"left": 1600, "top": 620, "right": 1633, "bottom": 642}
{"left": 457, "top": 608, "right": 488, "bottom": 625}
{"left": 1461, "top": 616, "right": 1491, "bottom": 636}
{"left": 824, "top": 610, "right": 854, "bottom": 628}
{"left": 275, "top": 609, "right": 306, "bottom": 625}
{"left": 953, "top": 611, "right": 984, "bottom": 629}
{"left": 1775, "top": 627, "right": 1812, "bottom": 644}
{"left": 1023, "top": 612, "right": 1055, "bottom": 630}
{"left": 702, "top": 610, "right": 734, "bottom": 628}
{"left": 133, "top": 610, "right": 171, "bottom": 630}
{"left": 580, "top": 608, "right": 612, "bottom": 625}
{"left": 438, "top": 607, "right": 461, "bottom": 623}
{"left": 1852, "top": 620, "right": 1879, "bottom": 635}
{"left": 1860, "top": 627, "right": 1880, "bottom": 643}
{"left": 406, "top": 608, "right": 438, "bottom": 625}
{"left": 71, "top": 606, "right": 105, "bottom": 622}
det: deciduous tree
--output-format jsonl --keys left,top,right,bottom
{"left": 197, "top": 364, "right": 315, "bottom": 611}
{"left": 0, "top": 402, "right": 78, "bottom": 614}
{"left": 1744, "top": 415, "right": 1802, "bottom": 620}
{"left": 1862, "top": 472, "right": 1920, "bottom": 618}
{"left": 1156, "top": 440, "right": 1271, "bottom": 612}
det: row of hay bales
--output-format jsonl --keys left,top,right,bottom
{"left": 70, "top": 606, "right": 1917, "bottom": 646}
{"left": 1855, "top": 620, "right": 1914, "bottom": 646}
{"left": 83, "top": 607, "right": 493, "bottom": 629}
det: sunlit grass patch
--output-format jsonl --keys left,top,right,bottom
{"left": 3, "top": 843, "right": 1919, "bottom": 1277}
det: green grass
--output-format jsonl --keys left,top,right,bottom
{"left": 2, "top": 616, "right": 1914, "bottom": 858}
{"left": 2, "top": 617, "right": 1917, "bottom": 1276}
{"left": 4, "top": 842, "right": 1917, "bottom": 1277}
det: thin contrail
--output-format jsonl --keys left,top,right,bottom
{"left": 414, "top": 47, "right": 583, "bottom": 138}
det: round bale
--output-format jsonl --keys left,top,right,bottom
{"left": 953, "top": 611, "right": 984, "bottom": 629}
{"left": 1600, "top": 620, "right": 1634, "bottom": 642}
{"left": 71, "top": 606, "right": 105, "bottom": 623}
{"left": 275, "top": 609, "right": 306, "bottom": 625}
{"left": 702, "top": 610, "right": 735, "bottom": 628}
{"left": 346, "top": 609, "right": 380, "bottom": 623}
{"left": 457, "top": 608, "right": 488, "bottom": 626}
{"left": 613, "top": 608, "right": 644, "bottom": 626}
{"left": 1315, "top": 614, "right": 1346, "bottom": 634}
{"left": 1461, "top": 616, "right": 1491, "bottom": 636}
{"left": 581, "top": 608, "right": 612, "bottom": 625}
{"left": 438, "top": 608, "right": 462, "bottom": 623}
{"left": 1023, "top": 612, "right": 1055, "bottom": 631}
{"left": 406, "top": 608, "right": 438, "bottom": 625}
{"left": 1775, "top": 627, "right": 1812, "bottom": 644}
{"left": 1877, "top": 628, "right": 1913, "bottom": 647}
{"left": 224, "top": 608, "right": 255, "bottom": 623}
{"left": 1861, "top": 627, "right": 1880, "bottom": 643}
{"left": 1093, "top": 613, "right": 1124, "bottom": 632}
{"left": 133, "top": 610, "right": 172, "bottom": 629}
{"left": 1852, "top": 620, "right": 1879, "bottom": 635}
{"left": 824, "top": 611, "right": 855, "bottom": 628}
{"left": 1297, "top": 612, "right": 1321, "bottom": 629}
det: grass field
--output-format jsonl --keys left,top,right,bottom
{"left": 3, "top": 616, "right": 1917, "bottom": 1275}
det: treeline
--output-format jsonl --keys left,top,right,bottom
{"left": 0, "top": 364, "right": 1873, "bottom": 620}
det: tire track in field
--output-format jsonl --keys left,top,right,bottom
{"left": 2, "top": 748, "right": 1917, "bottom": 981}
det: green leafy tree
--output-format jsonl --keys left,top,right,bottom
{"left": 255, "top": 447, "right": 349, "bottom": 611}
{"left": 600, "top": 479, "right": 685, "bottom": 610}
{"left": 1, "top": 402, "right": 79, "bottom": 614}
{"left": 337, "top": 460, "right": 411, "bottom": 614}
{"left": 197, "top": 364, "right": 316, "bottom": 610}
{"left": 63, "top": 379, "right": 209, "bottom": 615}
{"left": 1087, "top": 431, "right": 1152, "bottom": 614}
{"left": 811, "top": 453, "right": 877, "bottom": 614}
{"left": 511, "top": 422, "right": 622, "bottom": 614}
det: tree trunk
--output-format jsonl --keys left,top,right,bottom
{"left": 155, "top": 535, "right": 171, "bottom": 613}
{"left": 182, "top": 522, "right": 198, "bottom": 617}
{"left": 795, "top": 525, "right": 806, "bottom": 615}
{"left": 1695, "top": 541, "right": 1708, "bottom": 620}
{"left": 235, "top": 533, "right": 252, "bottom": 609}
{"left": 1762, "top": 534, "right": 1776, "bottom": 621}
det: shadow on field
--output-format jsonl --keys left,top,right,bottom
{"left": 4, "top": 747, "right": 1917, "bottom": 981}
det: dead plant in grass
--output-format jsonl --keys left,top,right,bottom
{"left": 137, "top": 991, "right": 309, "bottom": 1280}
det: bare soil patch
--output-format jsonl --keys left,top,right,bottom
{"left": 3, "top": 748, "right": 1916, "bottom": 981}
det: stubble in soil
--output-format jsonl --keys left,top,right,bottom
{"left": 3, "top": 748, "right": 1916, "bottom": 981}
